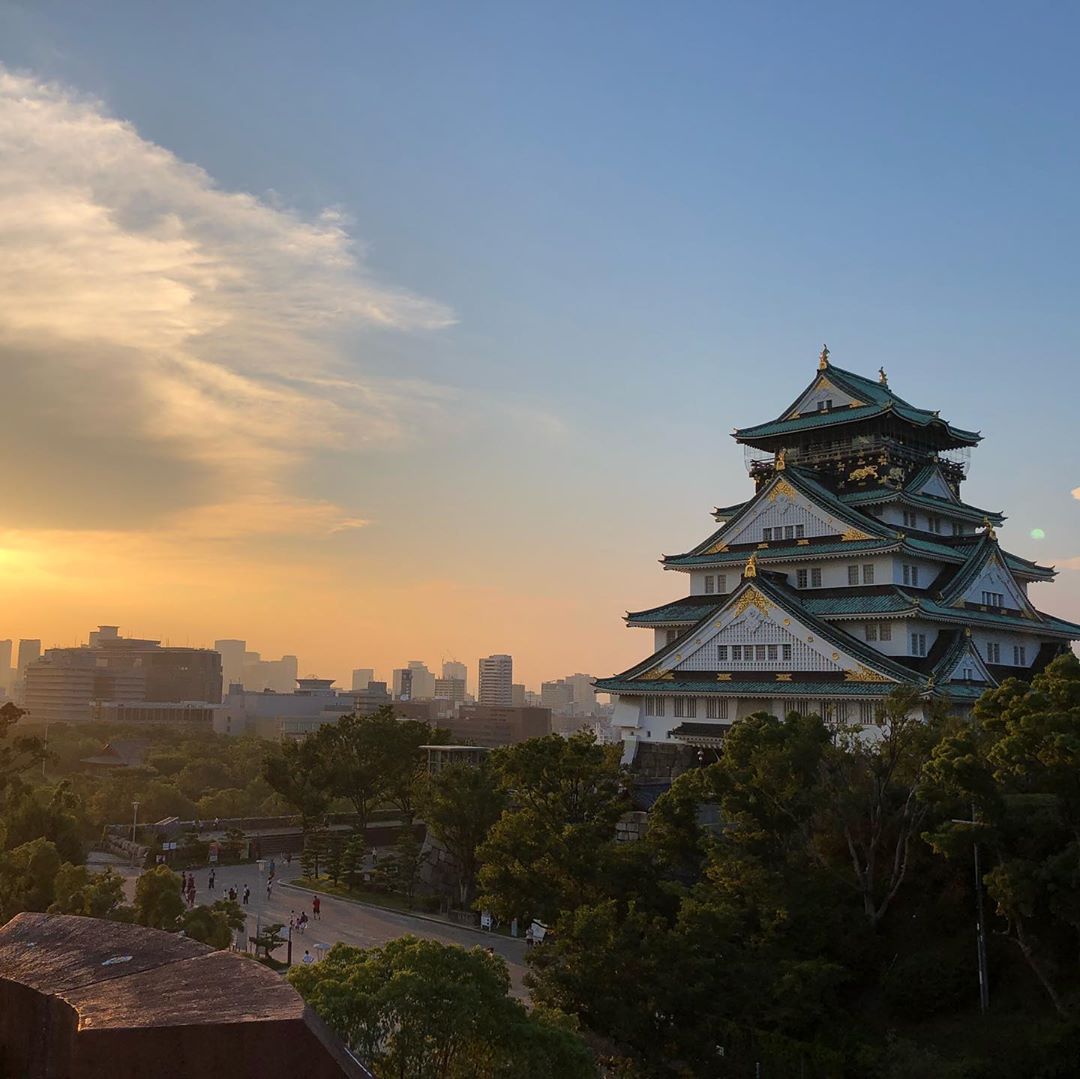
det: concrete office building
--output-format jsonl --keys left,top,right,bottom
{"left": 478, "top": 654, "right": 513, "bottom": 707}
{"left": 434, "top": 677, "right": 466, "bottom": 707}
{"left": 219, "top": 678, "right": 391, "bottom": 740}
{"left": 23, "top": 627, "right": 222, "bottom": 725}
{"left": 351, "top": 667, "right": 374, "bottom": 691}
{"left": 0, "top": 639, "right": 11, "bottom": 697}
{"left": 214, "top": 639, "right": 247, "bottom": 688}
{"left": 443, "top": 704, "right": 550, "bottom": 748}
{"left": 442, "top": 660, "right": 468, "bottom": 694}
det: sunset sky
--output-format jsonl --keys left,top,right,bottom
{"left": 1, "top": 3, "right": 1078, "bottom": 690}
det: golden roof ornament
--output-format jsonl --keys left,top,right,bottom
{"left": 879, "top": 366, "right": 888, "bottom": 385}
{"left": 818, "top": 344, "right": 830, "bottom": 370}
{"left": 745, "top": 552, "right": 758, "bottom": 578}
{"left": 775, "top": 448, "right": 786, "bottom": 471}
{"left": 982, "top": 516, "right": 997, "bottom": 540}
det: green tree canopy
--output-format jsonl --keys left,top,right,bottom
{"left": 288, "top": 936, "right": 594, "bottom": 1079}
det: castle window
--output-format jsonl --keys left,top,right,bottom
{"left": 717, "top": 645, "right": 728, "bottom": 661}
{"left": 717, "top": 574, "right": 728, "bottom": 592}
{"left": 687, "top": 698, "right": 697, "bottom": 718}
{"left": 902, "top": 564, "right": 920, "bottom": 587}
{"left": 903, "top": 510, "right": 918, "bottom": 528}
{"left": 858, "top": 701, "right": 875, "bottom": 725}
{"left": 879, "top": 623, "right": 892, "bottom": 641}
{"left": 848, "top": 564, "right": 859, "bottom": 586}
{"left": 731, "top": 645, "right": 742, "bottom": 661}
{"left": 704, "top": 575, "right": 715, "bottom": 594}
{"left": 810, "top": 567, "right": 822, "bottom": 587}
{"left": 911, "top": 633, "right": 927, "bottom": 657}
{"left": 666, "top": 629, "right": 679, "bottom": 645}
{"left": 795, "top": 524, "right": 805, "bottom": 538}
{"left": 797, "top": 569, "right": 808, "bottom": 588}
{"left": 782, "top": 644, "right": 792, "bottom": 661}
{"left": 862, "top": 564, "right": 875, "bottom": 584}
{"left": 755, "top": 644, "right": 767, "bottom": 661}
{"left": 767, "top": 644, "right": 778, "bottom": 660}
{"left": 927, "top": 515, "right": 942, "bottom": 534}
{"left": 981, "top": 591, "right": 1004, "bottom": 607}
{"left": 784, "top": 525, "right": 795, "bottom": 540}
{"left": 763, "top": 528, "right": 773, "bottom": 541}
{"left": 986, "top": 642, "right": 1001, "bottom": 663}
{"left": 865, "top": 623, "right": 878, "bottom": 641}
{"left": 706, "top": 698, "right": 730, "bottom": 720}
{"left": 1013, "top": 645, "right": 1026, "bottom": 666}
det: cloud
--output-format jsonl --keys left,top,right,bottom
{"left": 1072, "top": 487, "right": 1080, "bottom": 502}
{"left": 0, "top": 67, "right": 453, "bottom": 537}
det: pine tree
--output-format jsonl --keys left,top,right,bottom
{"left": 326, "top": 833, "right": 344, "bottom": 884}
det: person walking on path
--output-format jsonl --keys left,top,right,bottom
{"left": 266, "top": 878, "right": 273, "bottom": 900}
{"left": 312, "top": 895, "right": 321, "bottom": 921}
{"left": 208, "top": 869, "right": 215, "bottom": 891}
{"left": 242, "top": 885, "right": 250, "bottom": 906}
{"left": 302, "top": 950, "right": 315, "bottom": 964}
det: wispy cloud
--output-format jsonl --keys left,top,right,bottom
{"left": 0, "top": 67, "right": 453, "bottom": 537}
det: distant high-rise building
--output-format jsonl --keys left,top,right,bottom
{"left": 23, "top": 627, "right": 221, "bottom": 724}
{"left": 0, "top": 640, "right": 11, "bottom": 695}
{"left": 442, "top": 660, "right": 468, "bottom": 694}
{"left": 351, "top": 668, "right": 375, "bottom": 691}
{"left": 478, "top": 654, "right": 513, "bottom": 708}
{"left": 393, "top": 668, "right": 414, "bottom": 701}
{"left": 214, "top": 639, "right": 247, "bottom": 688}
{"left": 541, "top": 680, "right": 575, "bottom": 714}
{"left": 434, "top": 677, "right": 466, "bottom": 706}
{"left": 445, "top": 704, "right": 551, "bottom": 747}
{"left": 511, "top": 683, "right": 526, "bottom": 707}
{"left": 406, "top": 661, "right": 436, "bottom": 701}
{"left": 16, "top": 639, "right": 41, "bottom": 673}
{"left": 565, "top": 673, "right": 598, "bottom": 714}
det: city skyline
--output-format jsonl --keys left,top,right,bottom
{"left": 1, "top": 5, "right": 1078, "bottom": 690}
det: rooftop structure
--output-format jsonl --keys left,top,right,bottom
{"left": 0, "top": 912, "right": 368, "bottom": 1078}
{"left": 23, "top": 628, "right": 222, "bottom": 724}
{"left": 597, "top": 349, "right": 1080, "bottom": 759}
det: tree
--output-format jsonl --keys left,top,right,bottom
{"left": 0, "top": 702, "right": 44, "bottom": 793}
{"left": 3, "top": 780, "right": 86, "bottom": 863}
{"left": 383, "top": 718, "right": 439, "bottom": 827}
{"left": 263, "top": 736, "right": 334, "bottom": 834}
{"left": 924, "top": 653, "right": 1080, "bottom": 1015}
{"left": 48, "top": 864, "right": 133, "bottom": 921}
{"left": 819, "top": 690, "right": 942, "bottom": 926}
{"left": 316, "top": 710, "right": 398, "bottom": 835}
{"left": 420, "top": 761, "right": 506, "bottom": 907}
{"left": 133, "top": 864, "right": 185, "bottom": 930}
{"left": 476, "top": 733, "right": 627, "bottom": 923}
{"left": 0, "top": 837, "right": 62, "bottom": 920}
{"left": 288, "top": 936, "right": 595, "bottom": 1079}
{"left": 180, "top": 898, "right": 245, "bottom": 949}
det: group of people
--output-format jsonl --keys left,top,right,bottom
{"left": 179, "top": 868, "right": 251, "bottom": 907}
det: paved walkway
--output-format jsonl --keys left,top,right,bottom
{"left": 97, "top": 856, "right": 530, "bottom": 996}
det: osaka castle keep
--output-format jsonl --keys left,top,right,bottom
{"left": 596, "top": 348, "right": 1080, "bottom": 759}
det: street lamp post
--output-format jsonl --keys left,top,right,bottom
{"left": 952, "top": 807, "right": 990, "bottom": 1014}
{"left": 130, "top": 801, "right": 140, "bottom": 867}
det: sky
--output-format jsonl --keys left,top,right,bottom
{"left": 0, "top": 1, "right": 1078, "bottom": 690}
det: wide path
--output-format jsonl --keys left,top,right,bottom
{"left": 97, "top": 855, "right": 529, "bottom": 995}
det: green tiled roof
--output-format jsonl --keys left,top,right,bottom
{"left": 801, "top": 591, "right": 920, "bottom": 615}
{"left": 839, "top": 486, "right": 1005, "bottom": 525}
{"left": 595, "top": 677, "right": 911, "bottom": 697}
{"left": 664, "top": 538, "right": 896, "bottom": 568}
{"left": 733, "top": 365, "right": 981, "bottom": 447}
{"left": 713, "top": 501, "right": 749, "bottom": 519}
{"left": 610, "top": 573, "right": 921, "bottom": 685}
{"left": 626, "top": 597, "right": 721, "bottom": 624}
{"left": 916, "top": 598, "right": 1080, "bottom": 637}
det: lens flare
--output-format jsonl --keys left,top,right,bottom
{"left": 1030, "top": 528, "right": 1046, "bottom": 540}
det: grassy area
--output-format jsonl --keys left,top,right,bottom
{"left": 290, "top": 875, "right": 436, "bottom": 915}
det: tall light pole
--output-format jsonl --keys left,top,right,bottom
{"left": 130, "top": 801, "right": 140, "bottom": 867}
{"left": 952, "top": 809, "right": 990, "bottom": 1014}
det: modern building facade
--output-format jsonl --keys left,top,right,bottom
{"left": 443, "top": 704, "right": 551, "bottom": 747}
{"left": 23, "top": 628, "right": 222, "bottom": 725}
{"left": 351, "top": 667, "right": 374, "bottom": 691}
{"left": 596, "top": 351, "right": 1080, "bottom": 760}
{"left": 442, "top": 659, "right": 468, "bottom": 693}
{"left": 433, "top": 677, "right": 466, "bottom": 706}
{"left": 477, "top": 654, "right": 513, "bottom": 707}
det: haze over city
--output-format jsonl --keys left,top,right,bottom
{"left": 1, "top": 3, "right": 1078, "bottom": 689}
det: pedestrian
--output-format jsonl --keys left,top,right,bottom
{"left": 289, "top": 911, "right": 296, "bottom": 932}
{"left": 180, "top": 871, "right": 187, "bottom": 892}
{"left": 266, "top": 879, "right": 272, "bottom": 899}
{"left": 229, "top": 886, "right": 237, "bottom": 902}
{"left": 242, "top": 885, "right": 250, "bottom": 906}
{"left": 286, "top": 852, "right": 292, "bottom": 865}
{"left": 302, "top": 950, "right": 315, "bottom": 964}
{"left": 208, "top": 869, "right": 215, "bottom": 891}
{"left": 312, "top": 895, "right": 321, "bottom": 921}
{"left": 297, "top": 912, "right": 307, "bottom": 934}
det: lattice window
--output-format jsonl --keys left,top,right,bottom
{"left": 862, "top": 564, "right": 875, "bottom": 584}
{"left": 704, "top": 575, "right": 715, "bottom": 594}
{"left": 879, "top": 623, "right": 892, "bottom": 641}
{"left": 848, "top": 564, "right": 859, "bottom": 586}
{"left": 680, "top": 623, "right": 838, "bottom": 673}
{"left": 865, "top": 623, "right": 878, "bottom": 641}
{"left": 858, "top": 701, "right": 875, "bottom": 725}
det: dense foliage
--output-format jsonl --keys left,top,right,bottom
{"left": 288, "top": 936, "right": 595, "bottom": 1079}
